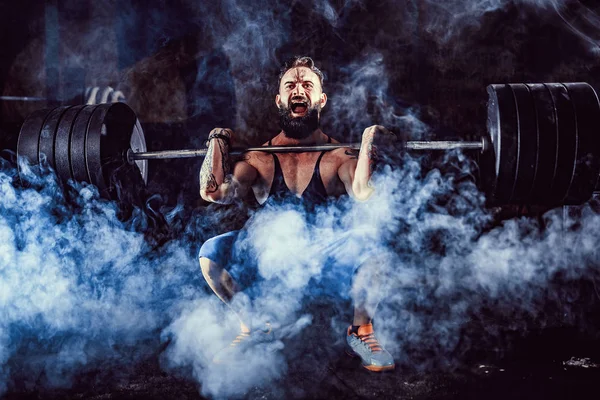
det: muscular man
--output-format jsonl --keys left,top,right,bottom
{"left": 198, "top": 56, "right": 395, "bottom": 372}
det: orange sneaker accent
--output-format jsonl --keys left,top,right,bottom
{"left": 346, "top": 323, "right": 395, "bottom": 372}
{"left": 230, "top": 332, "right": 250, "bottom": 347}
{"left": 363, "top": 363, "right": 395, "bottom": 372}
{"left": 357, "top": 323, "right": 374, "bottom": 336}
{"left": 355, "top": 324, "right": 383, "bottom": 353}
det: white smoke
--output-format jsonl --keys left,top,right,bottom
{"left": 5, "top": 0, "right": 600, "bottom": 397}
{"left": 0, "top": 161, "right": 201, "bottom": 393}
{"left": 419, "top": 0, "right": 600, "bottom": 55}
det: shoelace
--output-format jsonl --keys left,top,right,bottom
{"left": 358, "top": 333, "right": 383, "bottom": 353}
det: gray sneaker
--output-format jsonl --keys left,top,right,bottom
{"left": 212, "top": 323, "right": 274, "bottom": 364}
{"left": 346, "top": 324, "right": 395, "bottom": 372}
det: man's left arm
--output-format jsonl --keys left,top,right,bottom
{"left": 338, "top": 125, "right": 394, "bottom": 201}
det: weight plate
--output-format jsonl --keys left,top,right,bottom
{"left": 563, "top": 82, "right": 600, "bottom": 204}
{"left": 526, "top": 83, "right": 559, "bottom": 205}
{"left": 70, "top": 105, "right": 97, "bottom": 183}
{"left": 486, "top": 84, "right": 519, "bottom": 204}
{"left": 85, "top": 103, "right": 137, "bottom": 198}
{"left": 546, "top": 83, "right": 578, "bottom": 204}
{"left": 509, "top": 84, "right": 538, "bottom": 204}
{"left": 86, "top": 104, "right": 111, "bottom": 192}
{"left": 54, "top": 105, "right": 85, "bottom": 184}
{"left": 39, "top": 106, "right": 71, "bottom": 170}
{"left": 17, "top": 108, "right": 56, "bottom": 169}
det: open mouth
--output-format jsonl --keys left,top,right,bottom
{"left": 290, "top": 101, "right": 308, "bottom": 114}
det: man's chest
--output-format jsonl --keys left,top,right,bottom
{"left": 247, "top": 152, "right": 345, "bottom": 199}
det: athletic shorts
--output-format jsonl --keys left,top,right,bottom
{"left": 198, "top": 228, "right": 376, "bottom": 295}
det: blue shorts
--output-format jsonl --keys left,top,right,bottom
{"left": 198, "top": 230, "right": 260, "bottom": 286}
{"left": 198, "top": 228, "right": 375, "bottom": 295}
{"left": 198, "top": 230, "right": 241, "bottom": 267}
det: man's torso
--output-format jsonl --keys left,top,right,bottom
{"left": 240, "top": 136, "right": 355, "bottom": 205}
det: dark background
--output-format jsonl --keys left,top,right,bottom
{"left": 3, "top": 0, "right": 600, "bottom": 210}
{"left": 3, "top": 1, "right": 600, "bottom": 399}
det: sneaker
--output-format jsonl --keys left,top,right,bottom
{"left": 346, "top": 323, "right": 395, "bottom": 372}
{"left": 213, "top": 323, "right": 274, "bottom": 364}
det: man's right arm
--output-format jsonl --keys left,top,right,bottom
{"left": 199, "top": 128, "right": 258, "bottom": 204}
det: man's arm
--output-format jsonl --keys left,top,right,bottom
{"left": 338, "top": 125, "right": 393, "bottom": 201}
{"left": 199, "top": 128, "right": 258, "bottom": 204}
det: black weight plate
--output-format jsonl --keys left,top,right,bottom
{"left": 86, "top": 103, "right": 137, "bottom": 198}
{"left": 54, "top": 105, "right": 85, "bottom": 184}
{"left": 563, "top": 83, "right": 600, "bottom": 204}
{"left": 70, "top": 105, "right": 97, "bottom": 183}
{"left": 86, "top": 104, "right": 115, "bottom": 193}
{"left": 509, "top": 84, "right": 538, "bottom": 204}
{"left": 17, "top": 108, "right": 56, "bottom": 168}
{"left": 526, "top": 84, "right": 559, "bottom": 205}
{"left": 39, "top": 106, "right": 71, "bottom": 169}
{"left": 85, "top": 104, "right": 111, "bottom": 192}
{"left": 100, "top": 104, "right": 139, "bottom": 199}
{"left": 546, "top": 83, "right": 578, "bottom": 204}
{"left": 485, "top": 84, "right": 519, "bottom": 204}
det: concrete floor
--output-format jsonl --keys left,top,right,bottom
{"left": 5, "top": 347, "right": 600, "bottom": 400}
{"left": 5, "top": 311, "right": 600, "bottom": 400}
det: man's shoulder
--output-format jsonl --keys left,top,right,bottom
{"left": 327, "top": 139, "right": 359, "bottom": 162}
{"left": 237, "top": 147, "right": 273, "bottom": 173}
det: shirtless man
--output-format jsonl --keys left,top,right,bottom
{"left": 198, "top": 56, "right": 395, "bottom": 372}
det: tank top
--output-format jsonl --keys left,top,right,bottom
{"left": 265, "top": 136, "right": 332, "bottom": 206}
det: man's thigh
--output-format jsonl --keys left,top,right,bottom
{"left": 199, "top": 230, "right": 260, "bottom": 288}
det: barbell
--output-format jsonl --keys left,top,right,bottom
{"left": 14, "top": 82, "right": 600, "bottom": 207}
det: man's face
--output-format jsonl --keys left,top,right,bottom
{"left": 276, "top": 67, "right": 327, "bottom": 139}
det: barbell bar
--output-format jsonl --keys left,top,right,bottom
{"left": 14, "top": 82, "right": 600, "bottom": 207}
{"left": 126, "top": 137, "right": 489, "bottom": 161}
{"left": 0, "top": 86, "right": 126, "bottom": 104}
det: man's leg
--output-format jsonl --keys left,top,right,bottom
{"left": 199, "top": 256, "right": 251, "bottom": 332}
{"left": 198, "top": 232, "right": 273, "bottom": 363}
{"left": 350, "top": 258, "right": 381, "bottom": 325}
{"left": 352, "top": 305, "right": 371, "bottom": 326}
{"left": 346, "top": 259, "right": 395, "bottom": 372}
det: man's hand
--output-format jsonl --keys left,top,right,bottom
{"left": 199, "top": 128, "right": 259, "bottom": 204}
{"left": 338, "top": 125, "right": 397, "bottom": 202}
{"left": 206, "top": 127, "right": 234, "bottom": 148}
{"left": 361, "top": 125, "right": 397, "bottom": 148}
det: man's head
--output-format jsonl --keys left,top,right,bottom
{"left": 276, "top": 56, "right": 327, "bottom": 139}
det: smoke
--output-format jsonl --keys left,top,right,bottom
{"left": 0, "top": 158, "right": 203, "bottom": 393}
{"left": 418, "top": 0, "right": 600, "bottom": 55}
{"left": 162, "top": 146, "right": 600, "bottom": 399}
{"left": 327, "top": 52, "right": 429, "bottom": 141}
{"left": 165, "top": 145, "right": 600, "bottom": 397}
{"left": 4, "top": 0, "right": 600, "bottom": 398}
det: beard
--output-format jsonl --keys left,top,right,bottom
{"left": 278, "top": 103, "right": 321, "bottom": 140}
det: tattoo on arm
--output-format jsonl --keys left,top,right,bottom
{"left": 359, "top": 134, "right": 378, "bottom": 175}
{"left": 344, "top": 149, "right": 359, "bottom": 159}
{"left": 220, "top": 137, "right": 232, "bottom": 184}
{"left": 200, "top": 147, "right": 217, "bottom": 193}
{"left": 200, "top": 131, "right": 232, "bottom": 194}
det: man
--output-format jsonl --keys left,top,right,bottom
{"left": 198, "top": 56, "right": 395, "bottom": 372}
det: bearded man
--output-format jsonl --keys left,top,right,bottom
{"left": 198, "top": 56, "right": 395, "bottom": 372}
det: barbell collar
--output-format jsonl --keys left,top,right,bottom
{"left": 126, "top": 138, "right": 487, "bottom": 163}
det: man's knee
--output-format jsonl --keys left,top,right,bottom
{"left": 199, "top": 257, "right": 222, "bottom": 279}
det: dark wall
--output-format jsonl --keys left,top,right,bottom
{"left": 2, "top": 0, "right": 600, "bottom": 209}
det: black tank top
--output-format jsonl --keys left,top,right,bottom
{"left": 265, "top": 136, "right": 331, "bottom": 206}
